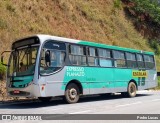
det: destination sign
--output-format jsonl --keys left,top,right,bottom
{"left": 132, "top": 71, "right": 147, "bottom": 77}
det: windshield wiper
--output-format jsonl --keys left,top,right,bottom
{"left": 20, "top": 47, "right": 30, "bottom": 62}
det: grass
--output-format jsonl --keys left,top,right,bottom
{"left": 0, "top": 63, "right": 6, "bottom": 80}
{"left": 6, "top": 3, "right": 16, "bottom": 13}
{"left": 153, "top": 76, "right": 160, "bottom": 90}
{"left": 0, "top": 18, "right": 7, "bottom": 29}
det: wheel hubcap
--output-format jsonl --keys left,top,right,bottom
{"left": 69, "top": 88, "right": 77, "bottom": 100}
{"left": 130, "top": 84, "right": 136, "bottom": 95}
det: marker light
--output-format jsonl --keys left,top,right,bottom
{"left": 41, "top": 84, "right": 45, "bottom": 91}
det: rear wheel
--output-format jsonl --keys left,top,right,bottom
{"left": 64, "top": 83, "right": 80, "bottom": 104}
{"left": 128, "top": 82, "right": 137, "bottom": 97}
{"left": 122, "top": 82, "right": 137, "bottom": 97}
{"left": 38, "top": 97, "right": 52, "bottom": 102}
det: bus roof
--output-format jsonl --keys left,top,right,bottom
{"left": 16, "top": 34, "right": 154, "bottom": 55}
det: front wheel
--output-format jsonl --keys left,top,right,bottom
{"left": 64, "top": 83, "right": 80, "bottom": 104}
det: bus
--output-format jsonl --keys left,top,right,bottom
{"left": 1, "top": 34, "right": 157, "bottom": 103}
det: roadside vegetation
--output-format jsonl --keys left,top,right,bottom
{"left": 0, "top": 62, "right": 6, "bottom": 80}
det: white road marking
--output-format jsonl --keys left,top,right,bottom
{"left": 37, "top": 107, "right": 63, "bottom": 111}
{"left": 69, "top": 110, "right": 91, "bottom": 114}
{"left": 115, "top": 101, "right": 142, "bottom": 107}
{"left": 137, "top": 90, "right": 150, "bottom": 93}
{"left": 150, "top": 99, "right": 160, "bottom": 102}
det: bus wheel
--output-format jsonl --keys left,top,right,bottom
{"left": 38, "top": 97, "right": 52, "bottom": 102}
{"left": 65, "top": 83, "right": 80, "bottom": 104}
{"left": 127, "top": 82, "right": 137, "bottom": 97}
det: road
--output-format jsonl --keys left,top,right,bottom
{"left": 0, "top": 90, "right": 160, "bottom": 120}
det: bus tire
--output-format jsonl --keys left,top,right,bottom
{"left": 38, "top": 97, "right": 52, "bottom": 102}
{"left": 64, "top": 83, "right": 80, "bottom": 104}
{"left": 127, "top": 82, "right": 137, "bottom": 97}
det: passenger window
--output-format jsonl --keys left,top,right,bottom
{"left": 126, "top": 53, "right": 137, "bottom": 68}
{"left": 137, "top": 54, "right": 145, "bottom": 69}
{"left": 98, "top": 49, "right": 111, "bottom": 58}
{"left": 69, "top": 45, "right": 87, "bottom": 66}
{"left": 113, "top": 51, "right": 126, "bottom": 68}
{"left": 98, "top": 49, "right": 113, "bottom": 67}
{"left": 70, "top": 45, "right": 84, "bottom": 55}
{"left": 88, "top": 47, "right": 98, "bottom": 66}
{"left": 144, "top": 55, "right": 155, "bottom": 69}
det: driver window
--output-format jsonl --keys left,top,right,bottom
{"left": 40, "top": 41, "right": 66, "bottom": 75}
{"left": 50, "top": 51, "right": 57, "bottom": 67}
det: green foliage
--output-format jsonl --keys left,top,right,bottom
{"left": 149, "top": 39, "right": 160, "bottom": 55}
{"left": 155, "top": 76, "right": 160, "bottom": 89}
{"left": 128, "top": 0, "right": 160, "bottom": 25}
{"left": 0, "top": 63, "right": 6, "bottom": 80}
{"left": 114, "top": 0, "right": 122, "bottom": 9}
{"left": 158, "top": 76, "right": 160, "bottom": 86}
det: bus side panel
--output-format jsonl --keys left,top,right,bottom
{"left": 138, "top": 70, "right": 157, "bottom": 90}
{"left": 113, "top": 69, "right": 134, "bottom": 92}
{"left": 44, "top": 67, "right": 67, "bottom": 97}
{"left": 147, "top": 70, "right": 157, "bottom": 88}
{"left": 44, "top": 67, "right": 157, "bottom": 97}
{"left": 63, "top": 66, "right": 90, "bottom": 95}
{"left": 86, "top": 67, "right": 114, "bottom": 94}
{"left": 63, "top": 66, "right": 115, "bottom": 95}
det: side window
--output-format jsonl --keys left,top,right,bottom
{"left": 98, "top": 49, "right": 113, "bottom": 67}
{"left": 50, "top": 50, "right": 65, "bottom": 67}
{"left": 40, "top": 41, "right": 66, "bottom": 75}
{"left": 88, "top": 47, "right": 98, "bottom": 66}
{"left": 113, "top": 51, "right": 126, "bottom": 68}
{"left": 98, "top": 49, "right": 111, "bottom": 58}
{"left": 126, "top": 53, "right": 137, "bottom": 68}
{"left": 137, "top": 54, "right": 145, "bottom": 69}
{"left": 69, "top": 45, "right": 87, "bottom": 66}
{"left": 144, "top": 55, "right": 155, "bottom": 69}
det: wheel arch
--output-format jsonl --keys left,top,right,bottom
{"left": 65, "top": 79, "right": 83, "bottom": 94}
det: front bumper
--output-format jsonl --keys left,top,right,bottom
{"left": 7, "top": 84, "right": 41, "bottom": 98}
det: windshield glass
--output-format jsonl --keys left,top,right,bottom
{"left": 8, "top": 46, "right": 39, "bottom": 77}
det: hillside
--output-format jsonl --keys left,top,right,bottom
{"left": 0, "top": 0, "right": 154, "bottom": 49}
{"left": 0, "top": 0, "right": 159, "bottom": 70}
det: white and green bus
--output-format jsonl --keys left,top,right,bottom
{"left": 1, "top": 34, "right": 157, "bottom": 103}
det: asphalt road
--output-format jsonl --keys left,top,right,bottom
{"left": 0, "top": 90, "right": 160, "bottom": 121}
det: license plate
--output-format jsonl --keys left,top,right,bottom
{"left": 14, "top": 90, "right": 20, "bottom": 94}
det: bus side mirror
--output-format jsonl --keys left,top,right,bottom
{"left": 1, "top": 55, "right": 7, "bottom": 66}
{"left": 1, "top": 51, "right": 11, "bottom": 66}
{"left": 45, "top": 50, "right": 51, "bottom": 67}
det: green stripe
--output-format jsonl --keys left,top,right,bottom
{"left": 62, "top": 66, "right": 139, "bottom": 90}
{"left": 78, "top": 40, "right": 154, "bottom": 55}
{"left": 12, "top": 76, "right": 33, "bottom": 88}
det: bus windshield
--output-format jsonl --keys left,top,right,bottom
{"left": 8, "top": 46, "right": 39, "bottom": 77}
